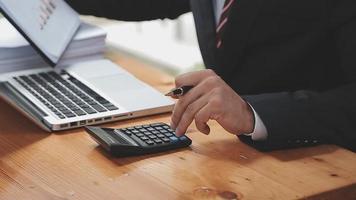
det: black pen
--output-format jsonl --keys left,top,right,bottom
{"left": 165, "top": 85, "right": 194, "bottom": 97}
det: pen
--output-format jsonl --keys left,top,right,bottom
{"left": 165, "top": 85, "right": 194, "bottom": 97}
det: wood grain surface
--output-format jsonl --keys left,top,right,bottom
{"left": 0, "top": 51, "right": 355, "bottom": 200}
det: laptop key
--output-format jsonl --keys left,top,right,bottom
{"left": 80, "top": 104, "right": 90, "bottom": 109}
{"left": 64, "top": 112, "right": 76, "bottom": 118}
{"left": 71, "top": 107, "right": 80, "bottom": 111}
{"left": 91, "top": 105, "right": 107, "bottom": 112}
{"left": 106, "top": 106, "right": 119, "bottom": 111}
{"left": 88, "top": 101, "right": 97, "bottom": 106}
{"left": 57, "top": 115, "right": 65, "bottom": 119}
{"left": 73, "top": 110, "right": 86, "bottom": 116}
{"left": 83, "top": 108, "right": 97, "bottom": 114}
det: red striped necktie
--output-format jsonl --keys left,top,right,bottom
{"left": 216, "top": 0, "right": 236, "bottom": 49}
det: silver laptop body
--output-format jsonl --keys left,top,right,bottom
{"left": 0, "top": 59, "right": 174, "bottom": 132}
{"left": 0, "top": 0, "right": 174, "bottom": 131}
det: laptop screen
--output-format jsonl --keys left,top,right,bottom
{"left": 0, "top": 0, "right": 80, "bottom": 66}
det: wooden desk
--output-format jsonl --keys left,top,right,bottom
{"left": 0, "top": 52, "right": 355, "bottom": 200}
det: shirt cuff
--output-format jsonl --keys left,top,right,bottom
{"left": 244, "top": 103, "right": 268, "bottom": 141}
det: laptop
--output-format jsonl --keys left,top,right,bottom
{"left": 0, "top": 0, "right": 174, "bottom": 131}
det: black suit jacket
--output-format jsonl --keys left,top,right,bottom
{"left": 67, "top": 0, "right": 356, "bottom": 152}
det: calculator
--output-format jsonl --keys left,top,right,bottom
{"left": 85, "top": 123, "right": 192, "bottom": 157}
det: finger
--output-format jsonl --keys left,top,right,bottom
{"left": 171, "top": 76, "right": 222, "bottom": 129}
{"left": 175, "top": 69, "right": 216, "bottom": 88}
{"left": 174, "top": 94, "right": 210, "bottom": 136}
{"left": 194, "top": 102, "right": 213, "bottom": 135}
{"left": 171, "top": 79, "right": 214, "bottom": 129}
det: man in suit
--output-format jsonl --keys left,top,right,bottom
{"left": 66, "top": 0, "right": 356, "bottom": 152}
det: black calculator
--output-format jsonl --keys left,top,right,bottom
{"left": 85, "top": 123, "right": 192, "bottom": 157}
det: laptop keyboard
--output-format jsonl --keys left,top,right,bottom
{"left": 13, "top": 71, "right": 118, "bottom": 119}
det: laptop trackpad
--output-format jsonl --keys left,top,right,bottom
{"left": 64, "top": 59, "right": 172, "bottom": 110}
{"left": 87, "top": 74, "right": 168, "bottom": 110}
{"left": 89, "top": 74, "right": 145, "bottom": 91}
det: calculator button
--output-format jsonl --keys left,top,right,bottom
{"left": 139, "top": 128, "right": 147, "bottom": 132}
{"left": 157, "top": 134, "right": 165, "bottom": 138}
{"left": 140, "top": 136, "right": 149, "bottom": 140}
{"left": 159, "top": 130, "right": 168, "bottom": 133}
{"left": 127, "top": 127, "right": 135, "bottom": 131}
{"left": 169, "top": 136, "right": 179, "bottom": 141}
{"left": 179, "top": 136, "right": 189, "bottom": 141}
{"left": 164, "top": 133, "right": 173, "bottom": 137}
{"left": 143, "top": 125, "right": 150, "bottom": 128}
{"left": 132, "top": 130, "right": 139, "bottom": 134}
{"left": 147, "top": 127, "right": 155, "bottom": 131}
{"left": 143, "top": 131, "right": 152, "bottom": 136}
{"left": 155, "top": 127, "right": 163, "bottom": 130}
{"left": 121, "top": 128, "right": 127, "bottom": 131}
{"left": 152, "top": 130, "right": 159, "bottom": 134}
{"left": 136, "top": 133, "right": 144, "bottom": 137}
{"left": 134, "top": 125, "right": 143, "bottom": 129}
{"left": 146, "top": 140, "right": 154, "bottom": 145}
{"left": 153, "top": 138, "right": 163, "bottom": 144}
{"left": 163, "top": 125, "right": 170, "bottom": 129}
{"left": 148, "top": 135, "right": 157, "bottom": 139}
{"left": 162, "top": 138, "right": 170, "bottom": 143}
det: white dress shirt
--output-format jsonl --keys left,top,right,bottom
{"left": 212, "top": 0, "right": 268, "bottom": 140}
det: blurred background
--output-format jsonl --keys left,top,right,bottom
{"left": 0, "top": 13, "right": 204, "bottom": 75}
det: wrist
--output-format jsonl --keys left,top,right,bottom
{"left": 242, "top": 100, "right": 255, "bottom": 134}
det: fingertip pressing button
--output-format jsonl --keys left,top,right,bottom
{"left": 179, "top": 136, "right": 188, "bottom": 141}
{"left": 169, "top": 136, "right": 178, "bottom": 142}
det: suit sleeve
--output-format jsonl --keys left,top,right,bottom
{"left": 239, "top": 0, "right": 356, "bottom": 152}
{"left": 66, "top": 0, "right": 191, "bottom": 21}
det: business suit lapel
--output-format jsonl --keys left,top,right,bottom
{"left": 190, "top": 0, "right": 217, "bottom": 68}
{"left": 190, "top": 0, "right": 264, "bottom": 77}
{"left": 216, "top": 0, "right": 265, "bottom": 78}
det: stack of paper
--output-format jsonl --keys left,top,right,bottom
{"left": 0, "top": 18, "right": 107, "bottom": 73}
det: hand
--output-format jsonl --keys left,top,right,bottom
{"left": 171, "top": 69, "right": 255, "bottom": 136}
